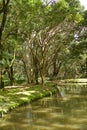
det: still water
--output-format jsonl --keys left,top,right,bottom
{"left": 0, "top": 84, "right": 87, "bottom": 130}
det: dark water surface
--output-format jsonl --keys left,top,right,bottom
{"left": 0, "top": 84, "right": 87, "bottom": 130}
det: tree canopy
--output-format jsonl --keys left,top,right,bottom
{"left": 0, "top": 0, "right": 86, "bottom": 88}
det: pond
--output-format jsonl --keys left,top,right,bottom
{"left": 0, "top": 84, "right": 87, "bottom": 130}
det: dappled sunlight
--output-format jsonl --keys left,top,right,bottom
{"left": 52, "top": 123, "right": 80, "bottom": 130}
{"left": 71, "top": 95, "right": 86, "bottom": 99}
{"left": 16, "top": 91, "right": 32, "bottom": 96}
{"left": 49, "top": 112, "right": 62, "bottom": 118}
{"left": 54, "top": 124, "right": 76, "bottom": 129}
{"left": 70, "top": 94, "right": 81, "bottom": 98}
{"left": 0, "top": 121, "right": 12, "bottom": 127}
{"left": 69, "top": 117, "right": 87, "bottom": 124}
{"left": 19, "top": 97, "right": 29, "bottom": 101}
{"left": 60, "top": 79, "right": 87, "bottom": 83}
{"left": 32, "top": 125, "right": 54, "bottom": 130}
{"left": 33, "top": 107, "right": 52, "bottom": 113}
{"left": 29, "top": 90, "right": 39, "bottom": 94}
{"left": 35, "top": 118, "right": 50, "bottom": 125}
{"left": 29, "top": 119, "right": 81, "bottom": 130}
{"left": 15, "top": 90, "right": 37, "bottom": 96}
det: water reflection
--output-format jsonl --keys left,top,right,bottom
{"left": 0, "top": 84, "right": 87, "bottom": 130}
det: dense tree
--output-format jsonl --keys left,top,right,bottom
{"left": 0, "top": 0, "right": 85, "bottom": 88}
{"left": 68, "top": 10, "right": 87, "bottom": 78}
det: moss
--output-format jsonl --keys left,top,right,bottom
{"left": 0, "top": 82, "right": 57, "bottom": 117}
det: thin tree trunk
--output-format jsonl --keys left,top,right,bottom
{"left": 0, "top": 69, "right": 4, "bottom": 89}
{"left": 22, "top": 60, "right": 30, "bottom": 84}
{"left": 40, "top": 66, "right": 45, "bottom": 85}
{"left": 9, "top": 66, "right": 14, "bottom": 85}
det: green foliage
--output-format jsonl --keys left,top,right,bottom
{"left": 81, "top": 10, "right": 87, "bottom": 26}
{"left": 0, "top": 0, "right": 86, "bottom": 85}
{"left": 0, "top": 82, "right": 57, "bottom": 115}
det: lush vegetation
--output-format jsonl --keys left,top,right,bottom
{"left": 0, "top": 82, "right": 57, "bottom": 116}
{"left": 0, "top": 0, "right": 87, "bottom": 88}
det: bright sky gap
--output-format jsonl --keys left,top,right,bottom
{"left": 79, "top": 0, "right": 87, "bottom": 10}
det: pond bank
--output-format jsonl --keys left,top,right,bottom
{"left": 58, "top": 78, "right": 87, "bottom": 83}
{"left": 0, "top": 82, "right": 57, "bottom": 118}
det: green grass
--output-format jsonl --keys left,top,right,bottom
{"left": 0, "top": 82, "right": 57, "bottom": 117}
{"left": 58, "top": 78, "right": 87, "bottom": 83}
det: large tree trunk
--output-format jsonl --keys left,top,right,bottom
{"left": 33, "top": 56, "right": 39, "bottom": 84}
{"left": 0, "top": 0, "right": 10, "bottom": 88}
{"left": 40, "top": 70, "right": 44, "bottom": 85}
{"left": 53, "top": 57, "right": 61, "bottom": 79}
{"left": 53, "top": 60, "right": 57, "bottom": 76}
{"left": 0, "top": 0, "right": 10, "bottom": 42}
{"left": 35, "top": 70, "right": 39, "bottom": 84}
